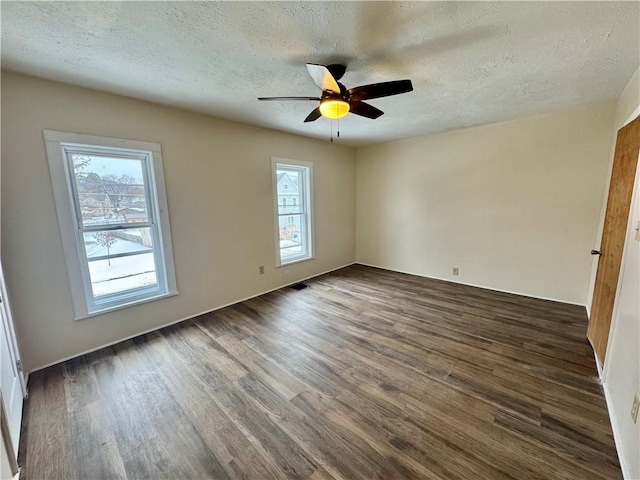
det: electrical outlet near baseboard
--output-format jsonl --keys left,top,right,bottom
{"left": 632, "top": 393, "right": 640, "bottom": 424}
{"left": 452, "top": 267, "right": 459, "bottom": 276}
{"left": 259, "top": 265, "right": 265, "bottom": 275}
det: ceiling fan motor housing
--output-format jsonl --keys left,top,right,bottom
{"left": 326, "top": 64, "right": 347, "bottom": 81}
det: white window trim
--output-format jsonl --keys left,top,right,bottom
{"left": 271, "top": 157, "right": 314, "bottom": 267}
{"left": 44, "top": 130, "right": 178, "bottom": 320}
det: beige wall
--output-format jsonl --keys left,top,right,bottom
{"left": 613, "top": 66, "right": 640, "bottom": 130}
{"left": 1, "top": 71, "right": 356, "bottom": 372}
{"left": 356, "top": 102, "right": 616, "bottom": 304}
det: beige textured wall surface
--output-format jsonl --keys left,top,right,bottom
{"left": 613, "top": 66, "right": 640, "bottom": 130}
{"left": 1, "top": 71, "right": 356, "bottom": 372}
{"left": 356, "top": 102, "right": 616, "bottom": 304}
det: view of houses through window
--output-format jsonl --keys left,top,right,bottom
{"left": 45, "top": 130, "right": 177, "bottom": 318}
{"left": 71, "top": 154, "right": 159, "bottom": 299}
{"left": 274, "top": 160, "right": 313, "bottom": 265}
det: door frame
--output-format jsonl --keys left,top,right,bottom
{"left": 603, "top": 140, "right": 640, "bottom": 382}
{"left": 588, "top": 111, "right": 640, "bottom": 369}
{"left": 1, "top": 399, "right": 19, "bottom": 475}
{"left": 0, "top": 263, "right": 27, "bottom": 397}
{"left": 0, "top": 260, "right": 27, "bottom": 472}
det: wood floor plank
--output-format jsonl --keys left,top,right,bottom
{"left": 21, "top": 365, "right": 73, "bottom": 480}
{"left": 152, "top": 334, "right": 292, "bottom": 480}
{"left": 128, "top": 372, "right": 231, "bottom": 480}
{"left": 64, "top": 343, "right": 126, "bottom": 479}
{"left": 67, "top": 401, "right": 127, "bottom": 480}
{"left": 161, "top": 324, "right": 318, "bottom": 480}
{"left": 296, "top": 387, "right": 511, "bottom": 480}
{"left": 63, "top": 356, "right": 102, "bottom": 412}
{"left": 493, "top": 409, "right": 621, "bottom": 479}
{"left": 237, "top": 375, "right": 388, "bottom": 480}
{"left": 91, "top": 355, "right": 156, "bottom": 453}
{"left": 308, "top": 468, "right": 338, "bottom": 480}
{"left": 19, "top": 265, "right": 621, "bottom": 479}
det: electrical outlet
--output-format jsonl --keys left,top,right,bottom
{"left": 259, "top": 265, "right": 265, "bottom": 275}
{"left": 452, "top": 267, "right": 459, "bottom": 276}
{"left": 631, "top": 393, "right": 640, "bottom": 424}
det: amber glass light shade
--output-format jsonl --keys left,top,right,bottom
{"left": 319, "top": 99, "right": 349, "bottom": 119}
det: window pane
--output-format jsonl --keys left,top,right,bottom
{"left": 276, "top": 168, "right": 303, "bottom": 214}
{"left": 88, "top": 253, "right": 158, "bottom": 298}
{"left": 83, "top": 228, "right": 154, "bottom": 259}
{"left": 272, "top": 159, "right": 312, "bottom": 267}
{"left": 83, "top": 228, "right": 158, "bottom": 298}
{"left": 279, "top": 214, "right": 306, "bottom": 261}
{"left": 72, "top": 154, "right": 149, "bottom": 227}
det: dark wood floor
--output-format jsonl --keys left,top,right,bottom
{"left": 19, "top": 265, "right": 621, "bottom": 479}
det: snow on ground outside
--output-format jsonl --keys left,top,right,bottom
{"left": 280, "top": 239, "right": 302, "bottom": 259}
{"left": 84, "top": 232, "right": 148, "bottom": 258}
{"left": 84, "top": 236, "right": 157, "bottom": 296}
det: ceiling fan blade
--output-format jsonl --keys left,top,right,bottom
{"left": 306, "top": 64, "right": 340, "bottom": 93}
{"left": 349, "top": 101, "right": 384, "bottom": 119}
{"left": 304, "top": 107, "right": 322, "bottom": 123}
{"left": 258, "top": 96, "right": 320, "bottom": 101}
{"left": 348, "top": 80, "right": 413, "bottom": 101}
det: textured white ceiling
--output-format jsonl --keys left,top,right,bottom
{"left": 2, "top": 1, "right": 639, "bottom": 146}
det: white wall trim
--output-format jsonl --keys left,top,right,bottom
{"left": 356, "top": 262, "right": 587, "bottom": 308}
{"left": 271, "top": 157, "right": 315, "bottom": 268}
{"left": 623, "top": 106, "right": 639, "bottom": 128}
{"left": 42, "top": 130, "right": 178, "bottom": 319}
{"left": 28, "top": 262, "right": 355, "bottom": 373}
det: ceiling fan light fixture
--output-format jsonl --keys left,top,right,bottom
{"left": 319, "top": 98, "right": 349, "bottom": 119}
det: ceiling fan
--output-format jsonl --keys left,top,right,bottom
{"left": 258, "top": 63, "right": 413, "bottom": 122}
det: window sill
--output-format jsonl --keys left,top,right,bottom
{"left": 277, "top": 256, "right": 315, "bottom": 268}
{"left": 74, "top": 290, "right": 180, "bottom": 321}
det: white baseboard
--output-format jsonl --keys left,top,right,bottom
{"left": 29, "top": 262, "right": 355, "bottom": 374}
{"left": 355, "top": 262, "right": 587, "bottom": 307}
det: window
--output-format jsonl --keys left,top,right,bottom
{"left": 272, "top": 158, "right": 313, "bottom": 266}
{"left": 44, "top": 130, "right": 178, "bottom": 319}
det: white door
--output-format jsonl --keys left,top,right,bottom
{"left": 0, "top": 260, "right": 26, "bottom": 460}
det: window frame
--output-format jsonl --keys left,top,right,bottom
{"left": 44, "top": 130, "right": 178, "bottom": 319}
{"left": 271, "top": 157, "right": 314, "bottom": 267}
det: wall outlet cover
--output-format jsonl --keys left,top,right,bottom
{"left": 632, "top": 393, "right": 640, "bottom": 424}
